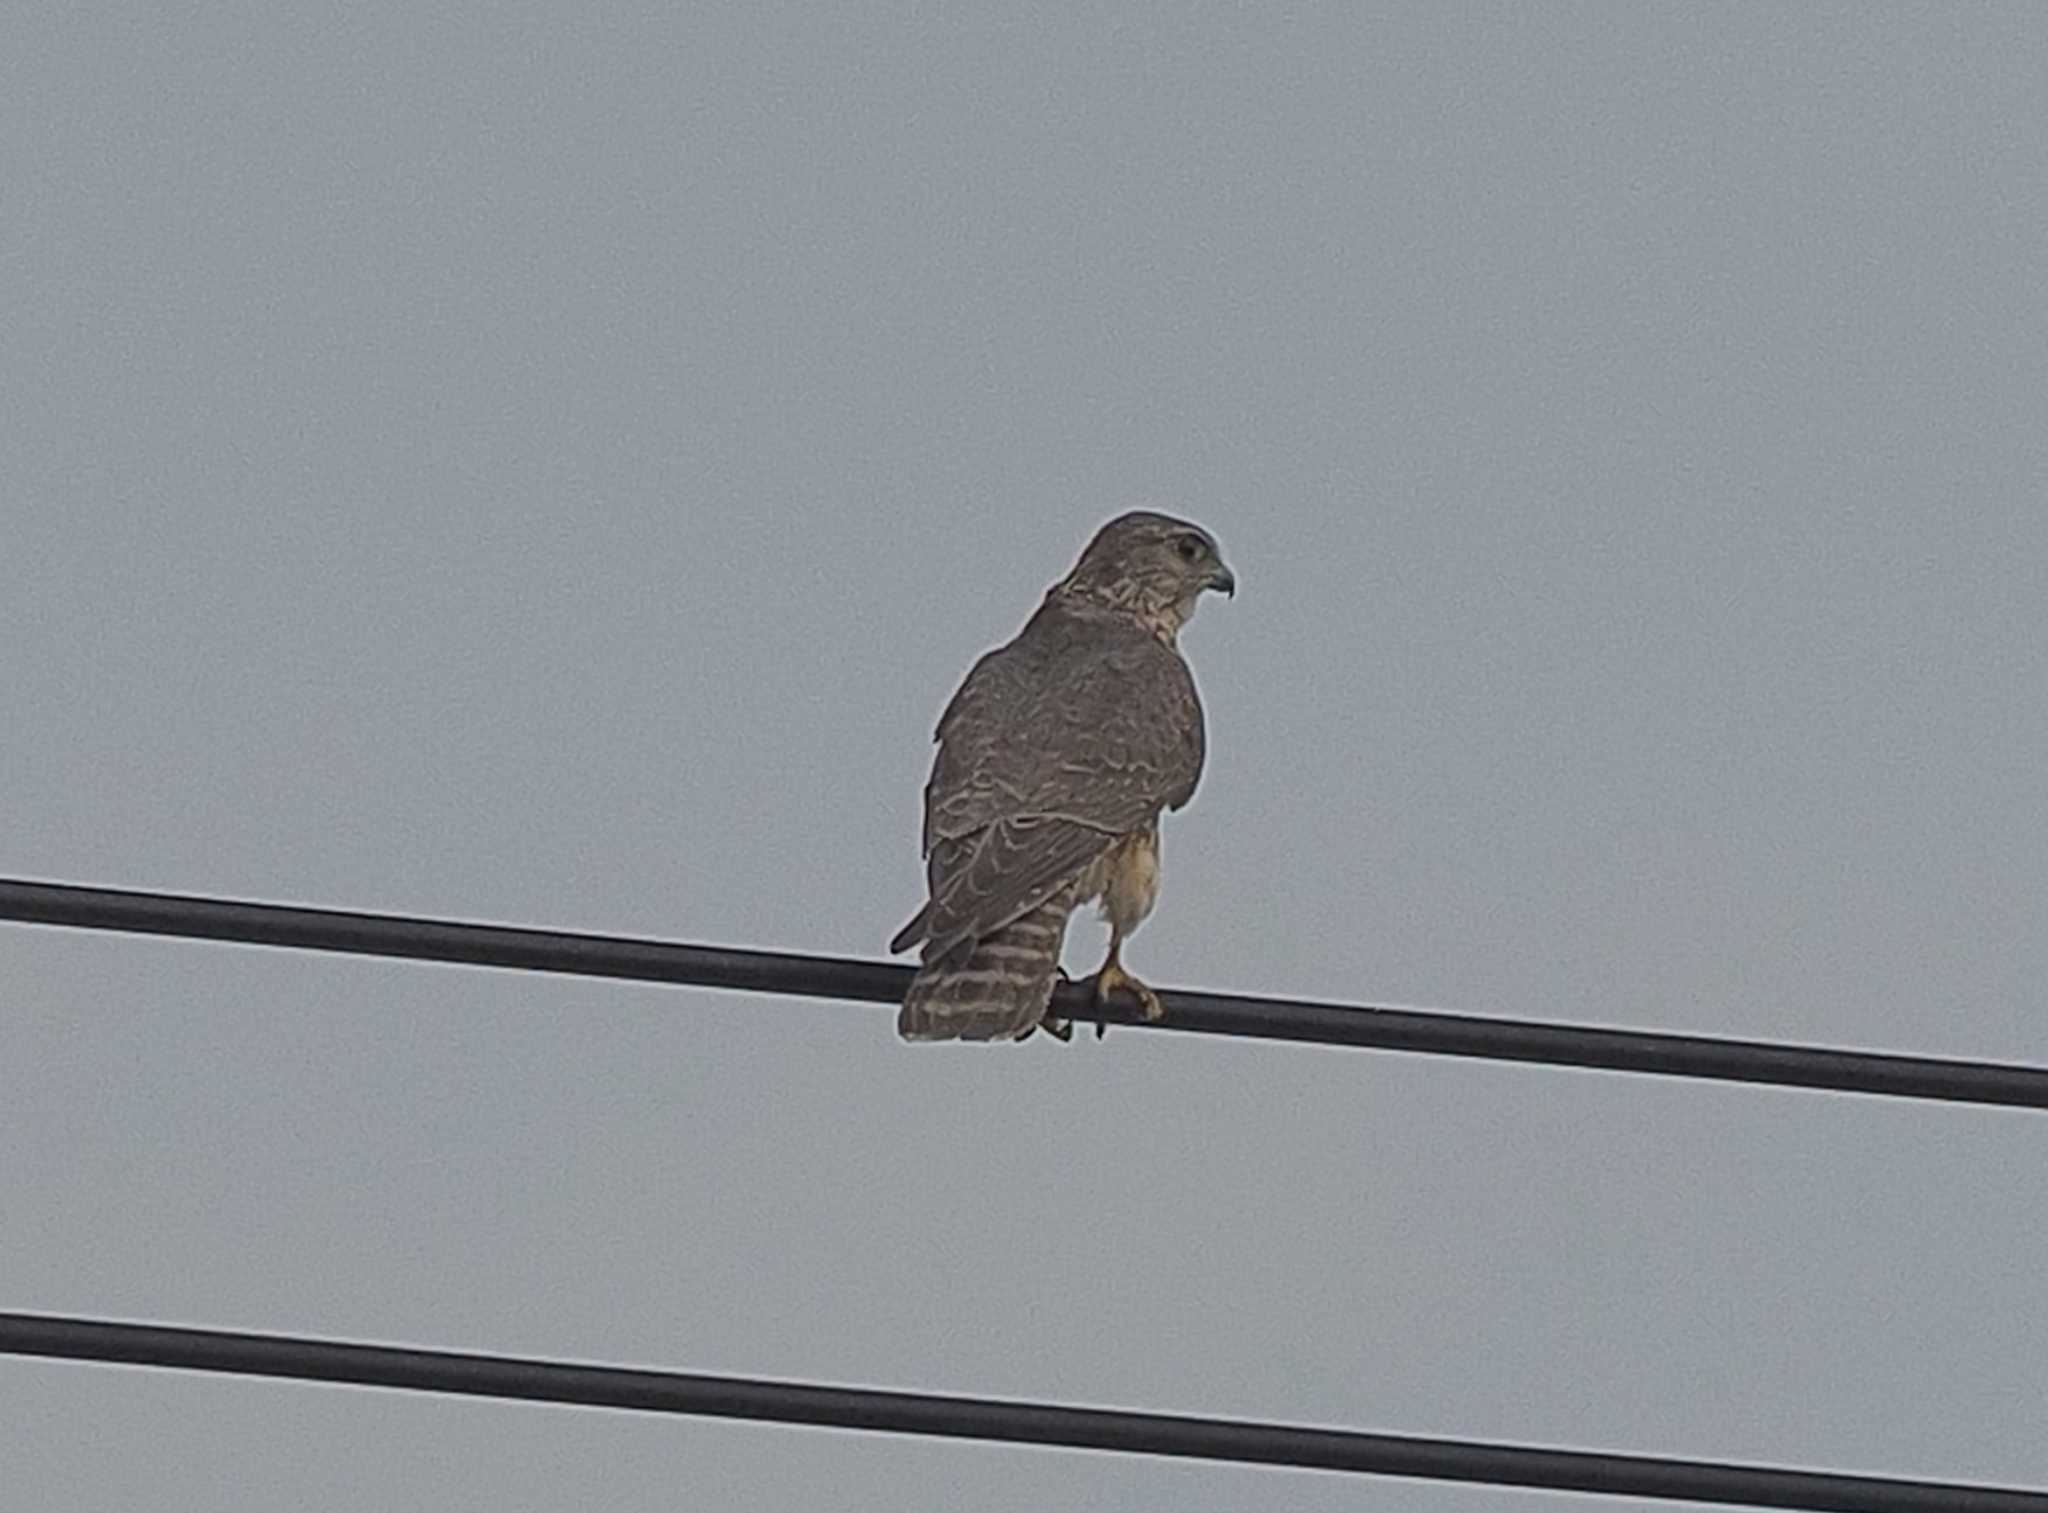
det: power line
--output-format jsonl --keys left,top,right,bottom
{"left": 3, "top": 876, "right": 2043, "bottom": 1111}
{"left": 3, "top": 1313, "right": 2039, "bottom": 1512}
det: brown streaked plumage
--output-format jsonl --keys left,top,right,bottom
{"left": 891, "top": 511, "right": 1234, "bottom": 1041}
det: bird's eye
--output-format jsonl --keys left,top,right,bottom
{"left": 1174, "top": 534, "right": 1203, "bottom": 562}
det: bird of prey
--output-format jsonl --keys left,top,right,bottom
{"left": 890, "top": 511, "right": 1234, "bottom": 1041}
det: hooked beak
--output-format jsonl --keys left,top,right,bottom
{"left": 1209, "top": 562, "right": 1236, "bottom": 598}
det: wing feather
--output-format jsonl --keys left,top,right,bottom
{"left": 894, "top": 602, "right": 1206, "bottom": 960}
{"left": 918, "top": 816, "right": 1116, "bottom": 963}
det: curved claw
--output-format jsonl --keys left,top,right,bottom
{"left": 1093, "top": 957, "right": 1166, "bottom": 1035}
{"left": 1034, "top": 967, "right": 1077, "bottom": 1042}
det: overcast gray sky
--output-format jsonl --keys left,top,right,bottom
{"left": 4, "top": 4, "right": 2045, "bottom": 1509}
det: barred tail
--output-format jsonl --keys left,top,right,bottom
{"left": 897, "top": 893, "right": 1074, "bottom": 1041}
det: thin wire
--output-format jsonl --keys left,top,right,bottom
{"left": 3, "top": 1313, "right": 2040, "bottom": 1512}
{"left": 3, "top": 877, "right": 2044, "bottom": 1111}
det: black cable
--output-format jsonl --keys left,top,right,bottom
{"left": 3, "top": 877, "right": 2044, "bottom": 1111}
{"left": 2, "top": 1313, "right": 2039, "bottom": 1511}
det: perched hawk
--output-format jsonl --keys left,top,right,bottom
{"left": 890, "top": 511, "right": 1234, "bottom": 1041}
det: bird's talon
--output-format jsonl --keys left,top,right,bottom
{"left": 1035, "top": 968, "right": 1077, "bottom": 1041}
{"left": 1093, "top": 958, "right": 1166, "bottom": 1030}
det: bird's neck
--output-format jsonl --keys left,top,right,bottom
{"left": 1050, "top": 582, "right": 1187, "bottom": 646}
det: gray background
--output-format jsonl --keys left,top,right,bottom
{"left": 3, "top": 3, "right": 2044, "bottom": 1509}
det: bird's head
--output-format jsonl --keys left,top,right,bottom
{"left": 1056, "top": 511, "right": 1235, "bottom": 634}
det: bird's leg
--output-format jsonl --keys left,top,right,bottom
{"left": 1091, "top": 932, "right": 1165, "bottom": 1038}
{"left": 1034, "top": 967, "right": 1076, "bottom": 1042}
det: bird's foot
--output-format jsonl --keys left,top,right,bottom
{"left": 1092, "top": 958, "right": 1165, "bottom": 1038}
{"left": 1034, "top": 968, "right": 1076, "bottom": 1042}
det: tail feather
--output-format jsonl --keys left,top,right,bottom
{"left": 897, "top": 891, "right": 1074, "bottom": 1041}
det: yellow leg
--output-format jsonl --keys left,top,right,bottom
{"left": 1091, "top": 934, "right": 1165, "bottom": 1037}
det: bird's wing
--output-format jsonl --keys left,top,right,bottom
{"left": 896, "top": 609, "right": 1205, "bottom": 960}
